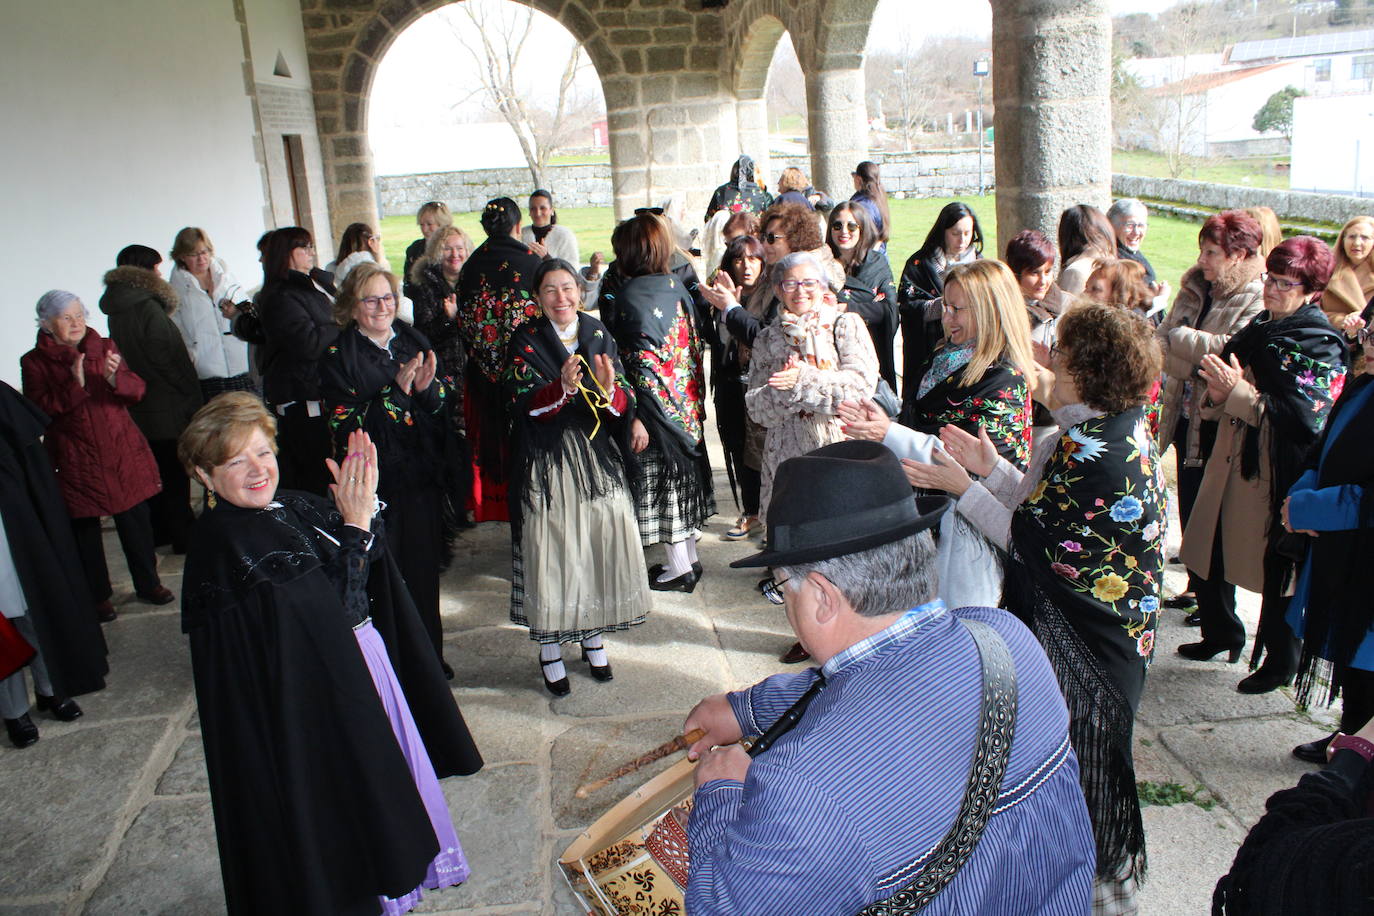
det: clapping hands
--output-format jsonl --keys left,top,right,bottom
{"left": 394, "top": 350, "right": 438, "bottom": 395}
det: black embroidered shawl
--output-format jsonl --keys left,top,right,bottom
{"left": 456, "top": 234, "right": 543, "bottom": 383}
{"left": 899, "top": 354, "right": 1033, "bottom": 470}
{"left": 1004, "top": 406, "right": 1166, "bottom": 881}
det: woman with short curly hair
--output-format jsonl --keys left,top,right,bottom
{"left": 904, "top": 301, "right": 1166, "bottom": 909}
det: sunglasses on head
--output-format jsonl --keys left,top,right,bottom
{"left": 635, "top": 207, "right": 664, "bottom": 216}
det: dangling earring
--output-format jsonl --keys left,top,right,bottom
{"left": 206, "top": 489, "right": 217, "bottom": 509}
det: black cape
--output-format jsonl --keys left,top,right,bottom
{"left": 0, "top": 381, "right": 107, "bottom": 696}
{"left": 840, "top": 248, "right": 899, "bottom": 389}
{"left": 899, "top": 355, "right": 1034, "bottom": 470}
{"left": 181, "top": 492, "right": 481, "bottom": 915}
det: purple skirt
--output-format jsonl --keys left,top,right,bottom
{"left": 353, "top": 620, "right": 469, "bottom": 915}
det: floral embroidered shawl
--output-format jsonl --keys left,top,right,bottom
{"left": 1004, "top": 405, "right": 1164, "bottom": 881}
{"left": 899, "top": 355, "right": 1032, "bottom": 470}
{"left": 456, "top": 235, "right": 544, "bottom": 384}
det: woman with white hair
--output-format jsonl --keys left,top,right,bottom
{"left": 20, "top": 291, "right": 173, "bottom": 621}
{"left": 745, "top": 251, "right": 880, "bottom": 524}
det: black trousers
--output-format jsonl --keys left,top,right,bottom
{"left": 147, "top": 439, "right": 194, "bottom": 551}
{"left": 1173, "top": 417, "right": 1212, "bottom": 595}
{"left": 1194, "top": 525, "right": 1245, "bottom": 649}
{"left": 273, "top": 405, "right": 332, "bottom": 496}
{"left": 71, "top": 501, "right": 160, "bottom": 601}
{"left": 386, "top": 484, "right": 446, "bottom": 662}
{"left": 1254, "top": 552, "right": 1299, "bottom": 677}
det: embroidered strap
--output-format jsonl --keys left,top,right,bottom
{"left": 855, "top": 619, "right": 1019, "bottom": 916}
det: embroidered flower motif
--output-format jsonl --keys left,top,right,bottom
{"left": 1091, "top": 573, "right": 1130, "bottom": 603}
{"left": 1065, "top": 427, "right": 1107, "bottom": 462}
{"left": 653, "top": 307, "right": 664, "bottom": 319}
{"left": 594, "top": 329, "right": 604, "bottom": 339}
{"left": 1331, "top": 371, "right": 1347, "bottom": 402}
{"left": 1141, "top": 520, "right": 1160, "bottom": 541}
{"left": 1051, "top": 562, "right": 1080, "bottom": 579}
{"left": 1108, "top": 495, "right": 1144, "bottom": 522}
{"left": 1030, "top": 479, "right": 1048, "bottom": 503}
{"left": 1139, "top": 595, "right": 1160, "bottom": 614}
{"left": 1136, "top": 630, "right": 1155, "bottom": 657}
{"left": 1059, "top": 540, "right": 1082, "bottom": 552}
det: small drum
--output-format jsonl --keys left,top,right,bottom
{"left": 559, "top": 756, "right": 696, "bottom": 915}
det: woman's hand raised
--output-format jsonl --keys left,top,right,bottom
{"left": 938, "top": 424, "right": 998, "bottom": 478}
{"left": 900, "top": 450, "right": 972, "bottom": 497}
{"left": 325, "top": 429, "right": 379, "bottom": 531}
{"left": 592, "top": 353, "right": 616, "bottom": 395}
{"left": 702, "top": 272, "right": 741, "bottom": 313}
{"left": 837, "top": 399, "right": 891, "bottom": 442}
{"left": 412, "top": 350, "right": 438, "bottom": 393}
{"left": 560, "top": 353, "right": 583, "bottom": 395}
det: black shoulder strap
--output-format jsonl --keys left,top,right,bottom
{"left": 856, "top": 618, "right": 1019, "bottom": 915}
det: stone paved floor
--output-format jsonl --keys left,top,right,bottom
{"left": 0, "top": 462, "right": 1339, "bottom": 916}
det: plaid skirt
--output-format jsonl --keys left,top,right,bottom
{"left": 632, "top": 441, "right": 715, "bottom": 547}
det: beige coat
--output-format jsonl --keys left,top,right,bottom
{"left": 1177, "top": 368, "right": 1275, "bottom": 594}
{"left": 1155, "top": 259, "right": 1265, "bottom": 465}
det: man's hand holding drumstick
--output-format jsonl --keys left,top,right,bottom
{"left": 684, "top": 693, "right": 750, "bottom": 787}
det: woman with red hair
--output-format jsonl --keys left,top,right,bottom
{"left": 1155, "top": 210, "right": 1267, "bottom": 617}
{"left": 1178, "top": 236, "right": 1348, "bottom": 695}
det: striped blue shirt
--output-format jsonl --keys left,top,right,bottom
{"left": 688, "top": 605, "right": 1095, "bottom": 915}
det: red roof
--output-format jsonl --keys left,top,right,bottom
{"left": 1147, "top": 63, "right": 1288, "bottom": 97}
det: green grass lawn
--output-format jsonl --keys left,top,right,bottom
{"left": 1112, "top": 149, "right": 1290, "bottom": 190}
{"left": 380, "top": 193, "right": 1203, "bottom": 297}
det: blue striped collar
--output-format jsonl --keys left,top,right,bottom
{"left": 822, "top": 599, "right": 947, "bottom": 679}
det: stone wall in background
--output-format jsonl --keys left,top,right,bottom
{"left": 376, "top": 149, "right": 999, "bottom": 216}
{"left": 1112, "top": 174, "right": 1371, "bottom": 227}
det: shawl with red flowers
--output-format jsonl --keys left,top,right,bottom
{"left": 1003, "top": 405, "right": 1164, "bottom": 882}
{"left": 899, "top": 356, "right": 1032, "bottom": 470}
{"left": 456, "top": 235, "right": 544, "bottom": 384}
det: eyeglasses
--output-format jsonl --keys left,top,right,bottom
{"left": 764, "top": 232, "right": 787, "bottom": 244}
{"left": 1121, "top": 221, "right": 1147, "bottom": 231}
{"left": 762, "top": 575, "right": 789, "bottom": 605}
{"left": 780, "top": 278, "right": 823, "bottom": 293}
{"left": 1359, "top": 328, "right": 1373, "bottom": 345}
{"left": 359, "top": 293, "right": 396, "bottom": 309}
{"left": 830, "top": 221, "right": 860, "bottom": 233}
{"left": 1261, "top": 273, "right": 1303, "bottom": 292}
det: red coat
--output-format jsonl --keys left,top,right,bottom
{"left": 20, "top": 328, "right": 161, "bottom": 518}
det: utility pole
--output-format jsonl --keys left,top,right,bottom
{"left": 974, "top": 56, "right": 990, "bottom": 195}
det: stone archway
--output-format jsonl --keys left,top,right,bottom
{"left": 731, "top": 13, "right": 787, "bottom": 188}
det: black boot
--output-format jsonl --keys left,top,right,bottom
{"left": 4, "top": 713, "right": 39, "bottom": 748}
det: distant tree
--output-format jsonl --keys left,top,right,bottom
{"left": 1252, "top": 85, "right": 1306, "bottom": 142}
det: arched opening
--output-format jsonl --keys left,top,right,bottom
{"left": 367, "top": 1, "right": 608, "bottom": 199}
{"left": 733, "top": 15, "right": 802, "bottom": 193}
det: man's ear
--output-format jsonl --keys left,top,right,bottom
{"left": 810, "top": 573, "right": 843, "bottom": 626}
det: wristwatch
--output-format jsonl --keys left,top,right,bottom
{"left": 1329, "top": 734, "right": 1374, "bottom": 763}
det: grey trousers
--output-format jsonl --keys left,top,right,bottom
{"left": 0, "top": 615, "right": 52, "bottom": 719}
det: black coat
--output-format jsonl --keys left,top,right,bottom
{"left": 0, "top": 383, "right": 107, "bottom": 697}
{"left": 258, "top": 269, "right": 338, "bottom": 405}
{"left": 841, "top": 249, "right": 900, "bottom": 389}
{"left": 897, "top": 252, "right": 946, "bottom": 397}
{"left": 99, "top": 266, "right": 202, "bottom": 442}
{"left": 181, "top": 492, "right": 481, "bottom": 915}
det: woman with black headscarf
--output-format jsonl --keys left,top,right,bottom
{"left": 456, "top": 197, "right": 543, "bottom": 523}
{"left": 1179, "top": 237, "right": 1349, "bottom": 696}
{"left": 703, "top": 155, "right": 773, "bottom": 223}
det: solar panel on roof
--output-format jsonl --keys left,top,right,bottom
{"left": 1230, "top": 28, "right": 1374, "bottom": 63}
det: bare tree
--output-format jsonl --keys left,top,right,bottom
{"left": 441, "top": 1, "right": 595, "bottom": 188}
{"left": 865, "top": 35, "right": 987, "bottom": 150}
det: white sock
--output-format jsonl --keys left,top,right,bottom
{"left": 581, "top": 635, "right": 608, "bottom": 667}
{"left": 539, "top": 643, "right": 566, "bottom": 681}
{"left": 659, "top": 541, "right": 693, "bottom": 581}
{"left": 685, "top": 535, "right": 699, "bottom": 566}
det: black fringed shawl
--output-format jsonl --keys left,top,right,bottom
{"left": 503, "top": 314, "right": 637, "bottom": 538}
{"left": 1220, "top": 303, "right": 1348, "bottom": 589}
{"left": 1003, "top": 406, "right": 1166, "bottom": 881}
{"left": 1291, "top": 373, "right": 1374, "bottom": 706}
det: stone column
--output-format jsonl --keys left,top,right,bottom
{"left": 806, "top": 67, "right": 868, "bottom": 205}
{"left": 990, "top": 0, "right": 1112, "bottom": 255}
{"left": 736, "top": 96, "right": 770, "bottom": 191}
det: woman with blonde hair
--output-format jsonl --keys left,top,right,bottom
{"left": 1085, "top": 259, "right": 1162, "bottom": 323}
{"left": 403, "top": 201, "right": 453, "bottom": 299}
{"left": 1243, "top": 206, "right": 1284, "bottom": 259}
{"left": 844, "top": 259, "right": 1036, "bottom": 609}
{"left": 1326, "top": 215, "right": 1374, "bottom": 331}
{"left": 167, "top": 227, "right": 254, "bottom": 400}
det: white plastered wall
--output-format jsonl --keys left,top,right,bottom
{"left": 0, "top": 0, "right": 313, "bottom": 388}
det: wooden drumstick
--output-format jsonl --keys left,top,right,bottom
{"left": 574, "top": 728, "right": 706, "bottom": 798}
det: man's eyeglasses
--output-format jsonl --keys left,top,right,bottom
{"left": 780, "top": 278, "right": 823, "bottom": 293}
{"left": 762, "top": 575, "right": 789, "bottom": 605}
{"left": 1261, "top": 273, "right": 1303, "bottom": 292}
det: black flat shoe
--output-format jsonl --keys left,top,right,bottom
{"left": 650, "top": 562, "right": 702, "bottom": 579}
{"left": 136, "top": 586, "right": 175, "bottom": 606}
{"left": 650, "top": 569, "right": 699, "bottom": 593}
{"left": 1177, "top": 641, "right": 1243, "bottom": 663}
{"left": 540, "top": 658, "right": 570, "bottom": 697}
{"left": 1293, "top": 732, "right": 1337, "bottom": 764}
{"left": 1183, "top": 611, "right": 1202, "bottom": 627}
{"left": 4, "top": 714, "right": 38, "bottom": 748}
{"left": 35, "top": 694, "right": 82, "bottom": 721}
{"left": 1162, "top": 593, "right": 1197, "bottom": 610}
{"left": 580, "top": 646, "right": 614, "bottom": 682}
{"left": 1237, "top": 668, "right": 1293, "bottom": 694}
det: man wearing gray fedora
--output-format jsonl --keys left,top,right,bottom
{"left": 682, "top": 439, "right": 1095, "bottom": 914}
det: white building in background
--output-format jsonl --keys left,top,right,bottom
{"left": 1290, "top": 94, "right": 1374, "bottom": 196}
{"left": 1122, "top": 28, "right": 1374, "bottom": 159}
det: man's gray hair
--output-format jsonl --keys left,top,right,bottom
{"left": 1106, "top": 198, "right": 1147, "bottom": 225}
{"left": 771, "top": 250, "right": 828, "bottom": 290}
{"left": 778, "top": 530, "right": 938, "bottom": 617}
